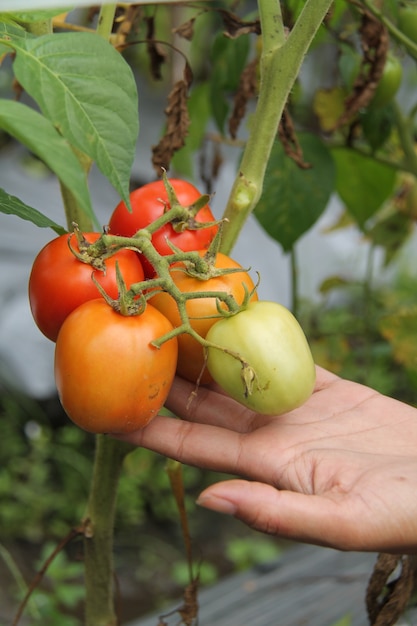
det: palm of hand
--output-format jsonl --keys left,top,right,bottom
{"left": 120, "top": 367, "right": 417, "bottom": 552}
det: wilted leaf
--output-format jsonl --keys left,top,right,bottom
{"left": 254, "top": 133, "right": 335, "bottom": 252}
{"left": 152, "top": 63, "right": 193, "bottom": 174}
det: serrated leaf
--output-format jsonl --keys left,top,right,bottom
{"left": 379, "top": 307, "right": 417, "bottom": 375}
{"left": 332, "top": 148, "right": 396, "bottom": 228}
{"left": 254, "top": 133, "right": 335, "bottom": 252}
{"left": 1, "top": 27, "right": 139, "bottom": 208}
{"left": 0, "top": 188, "right": 66, "bottom": 234}
{"left": 0, "top": 99, "right": 95, "bottom": 224}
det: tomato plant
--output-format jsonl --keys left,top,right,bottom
{"left": 28, "top": 232, "right": 145, "bottom": 342}
{"left": 54, "top": 299, "right": 178, "bottom": 434}
{"left": 206, "top": 301, "right": 316, "bottom": 415}
{"left": 150, "top": 251, "right": 258, "bottom": 383}
{"left": 108, "top": 179, "right": 218, "bottom": 277}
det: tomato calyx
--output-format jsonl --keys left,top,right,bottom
{"left": 67, "top": 227, "right": 110, "bottom": 271}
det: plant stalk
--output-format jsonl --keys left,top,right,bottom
{"left": 219, "top": 0, "right": 333, "bottom": 255}
{"left": 83, "top": 435, "right": 131, "bottom": 626}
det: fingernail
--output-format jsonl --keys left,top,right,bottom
{"left": 196, "top": 494, "right": 237, "bottom": 516}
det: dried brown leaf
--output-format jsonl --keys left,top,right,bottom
{"left": 229, "top": 57, "right": 258, "bottom": 139}
{"left": 366, "top": 553, "right": 415, "bottom": 626}
{"left": 173, "top": 17, "right": 196, "bottom": 41}
{"left": 152, "top": 63, "right": 193, "bottom": 174}
{"left": 278, "top": 108, "right": 311, "bottom": 170}
{"left": 145, "top": 15, "right": 167, "bottom": 80}
{"left": 218, "top": 8, "right": 261, "bottom": 38}
{"left": 336, "top": 8, "right": 389, "bottom": 129}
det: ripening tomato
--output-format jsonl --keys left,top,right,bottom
{"left": 54, "top": 299, "right": 178, "bottom": 434}
{"left": 108, "top": 179, "right": 218, "bottom": 277}
{"left": 206, "top": 301, "right": 316, "bottom": 415}
{"left": 29, "top": 232, "right": 145, "bottom": 342}
{"left": 370, "top": 54, "right": 403, "bottom": 109}
{"left": 149, "top": 251, "right": 258, "bottom": 384}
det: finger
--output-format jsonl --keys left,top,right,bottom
{"left": 165, "top": 377, "right": 258, "bottom": 432}
{"left": 196, "top": 479, "right": 380, "bottom": 552}
{"left": 114, "top": 415, "right": 245, "bottom": 475}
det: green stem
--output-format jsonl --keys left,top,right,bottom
{"left": 362, "top": 0, "right": 417, "bottom": 60}
{"left": 219, "top": 0, "right": 333, "bottom": 254}
{"left": 60, "top": 181, "right": 93, "bottom": 232}
{"left": 83, "top": 436, "right": 131, "bottom": 626}
{"left": 97, "top": 4, "right": 117, "bottom": 41}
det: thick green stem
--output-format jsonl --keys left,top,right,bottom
{"left": 60, "top": 181, "right": 94, "bottom": 232}
{"left": 84, "top": 436, "right": 130, "bottom": 626}
{"left": 97, "top": 4, "right": 117, "bottom": 41}
{"left": 219, "top": 0, "right": 333, "bottom": 254}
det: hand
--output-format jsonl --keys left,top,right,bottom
{"left": 116, "top": 366, "right": 417, "bottom": 553}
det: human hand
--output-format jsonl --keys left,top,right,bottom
{"left": 117, "top": 366, "right": 417, "bottom": 553}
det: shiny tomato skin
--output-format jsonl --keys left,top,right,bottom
{"left": 54, "top": 299, "right": 178, "bottom": 434}
{"left": 206, "top": 301, "right": 316, "bottom": 415}
{"left": 149, "top": 251, "right": 258, "bottom": 384}
{"left": 108, "top": 179, "right": 218, "bottom": 277}
{"left": 29, "top": 232, "right": 145, "bottom": 342}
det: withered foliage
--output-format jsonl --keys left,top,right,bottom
{"left": 279, "top": 108, "right": 311, "bottom": 170}
{"left": 145, "top": 15, "right": 167, "bottom": 81}
{"left": 219, "top": 8, "right": 261, "bottom": 39}
{"left": 335, "top": 6, "right": 389, "bottom": 129}
{"left": 199, "top": 141, "right": 223, "bottom": 195}
{"left": 152, "top": 62, "right": 193, "bottom": 175}
{"left": 173, "top": 16, "right": 197, "bottom": 41}
{"left": 366, "top": 553, "right": 417, "bottom": 626}
{"left": 229, "top": 57, "right": 258, "bottom": 139}
{"left": 158, "top": 576, "right": 199, "bottom": 626}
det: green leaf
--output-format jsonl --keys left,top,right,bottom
{"left": 332, "top": 148, "right": 396, "bottom": 228}
{"left": 4, "top": 8, "right": 74, "bottom": 23}
{"left": 254, "top": 133, "right": 335, "bottom": 252}
{"left": 0, "top": 99, "right": 95, "bottom": 223}
{"left": 1, "top": 27, "right": 139, "bottom": 208}
{"left": 0, "top": 188, "right": 66, "bottom": 234}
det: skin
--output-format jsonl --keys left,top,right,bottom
{"left": 116, "top": 366, "right": 417, "bottom": 554}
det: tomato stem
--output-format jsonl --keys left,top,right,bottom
{"left": 219, "top": 0, "right": 334, "bottom": 255}
{"left": 83, "top": 435, "right": 132, "bottom": 626}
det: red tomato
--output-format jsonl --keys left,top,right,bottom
{"left": 108, "top": 179, "right": 218, "bottom": 277}
{"left": 149, "top": 251, "right": 258, "bottom": 384}
{"left": 29, "top": 232, "right": 145, "bottom": 342}
{"left": 54, "top": 299, "right": 178, "bottom": 434}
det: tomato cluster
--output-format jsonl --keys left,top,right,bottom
{"left": 29, "top": 178, "right": 316, "bottom": 434}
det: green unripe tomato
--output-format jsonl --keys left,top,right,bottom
{"left": 370, "top": 55, "right": 403, "bottom": 109}
{"left": 398, "top": 5, "right": 417, "bottom": 44}
{"left": 206, "top": 301, "right": 316, "bottom": 415}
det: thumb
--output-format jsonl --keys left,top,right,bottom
{"left": 196, "top": 479, "right": 354, "bottom": 550}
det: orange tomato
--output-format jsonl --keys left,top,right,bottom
{"left": 54, "top": 299, "right": 177, "bottom": 434}
{"left": 150, "top": 251, "right": 258, "bottom": 384}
